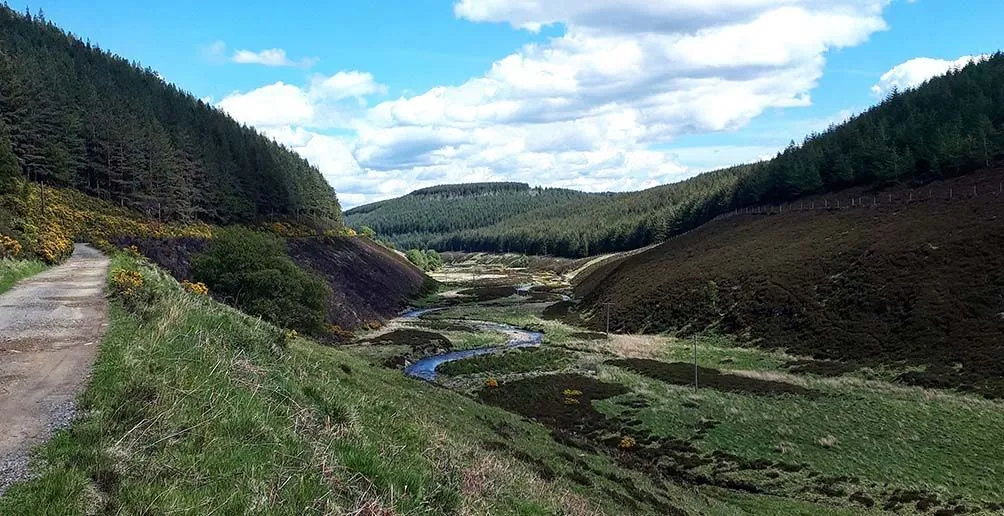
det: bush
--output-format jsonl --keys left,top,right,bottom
{"left": 405, "top": 249, "right": 428, "bottom": 270}
{"left": 109, "top": 267, "right": 161, "bottom": 315}
{"left": 180, "top": 280, "right": 208, "bottom": 296}
{"left": 405, "top": 248, "right": 443, "bottom": 272}
{"left": 0, "top": 234, "right": 21, "bottom": 258}
{"left": 191, "top": 227, "right": 330, "bottom": 335}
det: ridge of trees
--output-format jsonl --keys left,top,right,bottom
{"left": 0, "top": 6, "right": 341, "bottom": 227}
{"left": 345, "top": 183, "right": 596, "bottom": 237}
{"left": 348, "top": 53, "right": 1004, "bottom": 257}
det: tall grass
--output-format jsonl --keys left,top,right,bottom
{"left": 0, "top": 257, "right": 46, "bottom": 294}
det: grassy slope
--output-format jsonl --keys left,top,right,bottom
{"left": 0, "top": 258, "right": 46, "bottom": 294}
{"left": 0, "top": 254, "right": 843, "bottom": 515}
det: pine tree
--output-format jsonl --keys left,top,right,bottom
{"left": 0, "top": 121, "right": 20, "bottom": 193}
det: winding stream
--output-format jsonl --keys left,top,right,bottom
{"left": 402, "top": 316, "right": 543, "bottom": 381}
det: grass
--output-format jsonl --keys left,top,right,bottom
{"left": 3, "top": 253, "right": 820, "bottom": 515}
{"left": 0, "top": 257, "right": 46, "bottom": 294}
{"left": 597, "top": 360, "right": 1004, "bottom": 502}
{"left": 439, "top": 348, "right": 574, "bottom": 376}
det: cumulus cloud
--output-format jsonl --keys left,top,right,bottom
{"left": 871, "top": 54, "right": 987, "bottom": 97}
{"left": 231, "top": 47, "right": 318, "bottom": 68}
{"left": 218, "top": 71, "right": 385, "bottom": 129}
{"left": 218, "top": 82, "right": 314, "bottom": 126}
{"left": 217, "top": 1, "right": 894, "bottom": 207}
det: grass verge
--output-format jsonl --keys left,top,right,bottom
{"left": 0, "top": 258, "right": 46, "bottom": 294}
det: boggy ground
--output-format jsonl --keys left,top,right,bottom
{"left": 355, "top": 257, "right": 1004, "bottom": 515}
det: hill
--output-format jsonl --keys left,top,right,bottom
{"left": 574, "top": 168, "right": 1004, "bottom": 397}
{"left": 344, "top": 182, "right": 595, "bottom": 250}
{"left": 0, "top": 6, "right": 340, "bottom": 226}
{"left": 348, "top": 53, "right": 1004, "bottom": 257}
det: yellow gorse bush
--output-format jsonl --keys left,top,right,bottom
{"left": 484, "top": 378, "right": 499, "bottom": 389}
{"left": 562, "top": 389, "right": 583, "bottom": 397}
{"left": 111, "top": 269, "right": 144, "bottom": 298}
{"left": 617, "top": 436, "right": 636, "bottom": 450}
{"left": 4, "top": 183, "right": 214, "bottom": 264}
{"left": 181, "top": 280, "right": 209, "bottom": 296}
{"left": 0, "top": 234, "right": 22, "bottom": 257}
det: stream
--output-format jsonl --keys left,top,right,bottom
{"left": 399, "top": 309, "right": 544, "bottom": 381}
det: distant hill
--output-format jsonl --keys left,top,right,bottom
{"left": 0, "top": 6, "right": 340, "bottom": 226}
{"left": 348, "top": 53, "right": 1004, "bottom": 257}
{"left": 344, "top": 182, "right": 596, "bottom": 250}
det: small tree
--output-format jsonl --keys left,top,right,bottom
{"left": 405, "top": 248, "right": 428, "bottom": 270}
{"left": 424, "top": 249, "right": 443, "bottom": 271}
{"left": 359, "top": 226, "right": 377, "bottom": 239}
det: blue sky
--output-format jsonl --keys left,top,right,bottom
{"left": 26, "top": 1, "right": 1004, "bottom": 207}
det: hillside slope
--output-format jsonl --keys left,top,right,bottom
{"left": 348, "top": 53, "right": 1004, "bottom": 258}
{"left": 0, "top": 6, "right": 340, "bottom": 226}
{"left": 118, "top": 236, "right": 431, "bottom": 330}
{"left": 575, "top": 169, "right": 1004, "bottom": 397}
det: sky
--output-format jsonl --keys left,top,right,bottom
{"left": 26, "top": 1, "right": 1004, "bottom": 208}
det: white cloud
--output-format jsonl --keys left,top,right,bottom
{"left": 218, "top": 71, "right": 385, "bottom": 129}
{"left": 310, "top": 71, "right": 387, "bottom": 100}
{"left": 872, "top": 54, "right": 987, "bottom": 97}
{"left": 218, "top": 82, "right": 314, "bottom": 126}
{"left": 232, "top": 48, "right": 318, "bottom": 68}
{"left": 216, "top": 1, "right": 894, "bottom": 208}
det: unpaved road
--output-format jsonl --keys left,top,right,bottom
{"left": 0, "top": 244, "right": 109, "bottom": 493}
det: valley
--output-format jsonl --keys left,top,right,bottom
{"left": 349, "top": 256, "right": 1004, "bottom": 514}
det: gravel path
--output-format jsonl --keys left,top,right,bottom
{"left": 0, "top": 244, "right": 109, "bottom": 494}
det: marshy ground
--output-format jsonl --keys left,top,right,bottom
{"left": 349, "top": 256, "right": 1004, "bottom": 515}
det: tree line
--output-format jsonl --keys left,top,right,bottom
{"left": 0, "top": 6, "right": 341, "bottom": 227}
{"left": 349, "top": 53, "right": 1004, "bottom": 258}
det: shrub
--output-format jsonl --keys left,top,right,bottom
{"left": 618, "top": 436, "right": 637, "bottom": 450}
{"left": 0, "top": 235, "right": 21, "bottom": 258}
{"left": 109, "top": 267, "right": 160, "bottom": 315}
{"left": 180, "top": 280, "right": 209, "bottom": 296}
{"left": 405, "top": 249, "right": 428, "bottom": 270}
{"left": 111, "top": 269, "right": 144, "bottom": 297}
{"left": 191, "top": 227, "right": 331, "bottom": 335}
{"left": 484, "top": 378, "right": 499, "bottom": 389}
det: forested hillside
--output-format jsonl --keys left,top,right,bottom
{"left": 0, "top": 6, "right": 340, "bottom": 226}
{"left": 349, "top": 53, "right": 1004, "bottom": 257}
{"left": 344, "top": 182, "right": 594, "bottom": 249}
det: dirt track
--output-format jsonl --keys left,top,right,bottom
{"left": 0, "top": 244, "right": 109, "bottom": 493}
